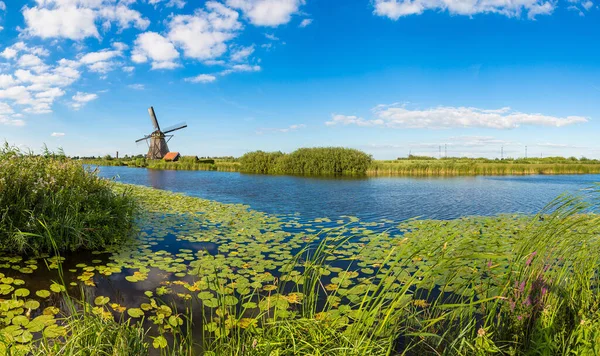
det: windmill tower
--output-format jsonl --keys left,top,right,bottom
{"left": 135, "top": 107, "right": 187, "bottom": 159}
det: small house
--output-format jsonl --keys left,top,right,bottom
{"left": 163, "top": 152, "right": 181, "bottom": 162}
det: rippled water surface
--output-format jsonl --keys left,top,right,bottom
{"left": 94, "top": 166, "right": 600, "bottom": 221}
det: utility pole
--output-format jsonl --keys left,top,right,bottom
{"left": 444, "top": 144, "right": 447, "bottom": 158}
{"left": 439, "top": 145, "right": 441, "bottom": 159}
{"left": 525, "top": 146, "right": 528, "bottom": 159}
{"left": 501, "top": 146, "right": 503, "bottom": 160}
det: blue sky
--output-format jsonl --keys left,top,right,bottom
{"left": 0, "top": 0, "right": 599, "bottom": 159}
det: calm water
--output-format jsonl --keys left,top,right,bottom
{"left": 93, "top": 166, "right": 600, "bottom": 221}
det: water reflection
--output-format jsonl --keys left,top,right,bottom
{"left": 91, "top": 165, "right": 600, "bottom": 222}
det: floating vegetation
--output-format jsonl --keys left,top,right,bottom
{"left": 0, "top": 180, "right": 598, "bottom": 354}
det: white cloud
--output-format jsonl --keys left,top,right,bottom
{"left": 168, "top": 1, "right": 242, "bottom": 61}
{"left": 1, "top": 42, "right": 50, "bottom": 60}
{"left": 149, "top": 0, "right": 186, "bottom": 8}
{"left": 71, "top": 91, "right": 98, "bottom": 110}
{"left": 21, "top": 1, "right": 149, "bottom": 40}
{"left": 226, "top": 0, "right": 305, "bottom": 26}
{"left": 122, "top": 66, "right": 135, "bottom": 73}
{"left": 257, "top": 123, "right": 306, "bottom": 134}
{"left": 79, "top": 49, "right": 121, "bottom": 64}
{"left": 326, "top": 105, "right": 589, "bottom": 129}
{"left": 264, "top": 33, "right": 279, "bottom": 40}
{"left": 583, "top": 0, "right": 594, "bottom": 10}
{"left": 299, "top": 18, "right": 312, "bottom": 27}
{"left": 132, "top": 32, "right": 179, "bottom": 70}
{"left": 98, "top": 5, "right": 150, "bottom": 31}
{"left": 373, "top": 0, "right": 556, "bottom": 20}
{"left": 127, "top": 83, "right": 145, "bottom": 90}
{"left": 0, "top": 2, "right": 5, "bottom": 11}
{"left": 220, "top": 64, "right": 261, "bottom": 75}
{"left": 22, "top": 6, "right": 99, "bottom": 40}
{"left": 185, "top": 74, "right": 217, "bottom": 83}
{"left": 230, "top": 45, "right": 254, "bottom": 62}
{"left": 51, "top": 132, "right": 65, "bottom": 137}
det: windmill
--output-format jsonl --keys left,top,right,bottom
{"left": 135, "top": 106, "right": 187, "bottom": 159}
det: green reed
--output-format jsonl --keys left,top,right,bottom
{"left": 0, "top": 143, "right": 136, "bottom": 254}
{"left": 239, "top": 147, "right": 373, "bottom": 175}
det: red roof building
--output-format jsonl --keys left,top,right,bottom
{"left": 163, "top": 152, "right": 181, "bottom": 162}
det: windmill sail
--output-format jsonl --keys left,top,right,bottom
{"left": 148, "top": 107, "right": 160, "bottom": 131}
{"left": 162, "top": 122, "right": 188, "bottom": 134}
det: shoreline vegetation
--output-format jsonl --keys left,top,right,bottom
{"left": 4, "top": 144, "right": 600, "bottom": 354}
{"left": 79, "top": 148, "right": 600, "bottom": 177}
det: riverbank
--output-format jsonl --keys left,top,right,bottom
{"left": 83, "top": 158, "right": 600, "bottom": 176}
{"left": 2, "top": 177, "right": 600, "bottom": 354}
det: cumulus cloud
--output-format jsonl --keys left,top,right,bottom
{"left": 373, "top": 0, "right": 555, "bottom": 20}
{"left": 132, "top": 32, "right": 180, "bottom": 69}
{"left": 326, "top": 105, "right": 589, "bottom": 129}
{"left": 167, "top": 1, "right": 242, "bottom": 61}
{"left": 226, "top": 0, "right": 305, "bottom": 26}
{"left": 51, "top": 132, "right": 65, "bottom": 137}
{"left": 185, "top": 74, "right": 217, "bottom": 83}
{"left": 70, "top": 91, "right": 98, "bottom": 110}
{"left": 21, "top": 0, "right": 149, "bottom": 40}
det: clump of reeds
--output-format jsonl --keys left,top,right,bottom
{"left": 0, "top": 142, "right": 136, "bottom": 254}
{"left": 239, "top": 147, "right": 373, "bottom": 175}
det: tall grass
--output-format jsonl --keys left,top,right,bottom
{"left": 0, "top": 143, "right": 136, "bottom": 254}
{"left": 239, "top": 147, "right": 373, "bottom": 175}
{"left": 369, "top": 159, "right": 600, "bottom": 176}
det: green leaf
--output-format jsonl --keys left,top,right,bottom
{"left": 127, "top": 308, "right": 144, "bottom": 318}
{"left": 153, "top": 336, "right": 167, "bottom": 349}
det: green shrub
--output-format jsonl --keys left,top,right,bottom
{"left": 0, "top": 143, "right": 136, "bottom": 254}
{"left": 240, "top": 147, "right": 372, "bottom": 175}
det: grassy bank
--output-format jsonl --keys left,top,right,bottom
{"left": 0, "top": 143, "right": 136, "bottom": 254}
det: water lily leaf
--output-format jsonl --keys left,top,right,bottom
{"left": 49, "top": 283, "right": 65, "bottom": 293}
{"left": 24, "top": 300, "right": 40, "bottom": 310}
{"left": 153, "top": 336, "right": 167, "bottom": 349}
{"left": 94, "top": 296, "right": 110, "bottom": 306}
{"left": 14, "top": 288, "right": 30, "bottom": 297}
{"left": 12, "top": 315, "right": 29, "bottom": 327}
{"left": 43, "top": 324, "right": 66, "bottom": 338}
{"left": 127, "top": 308, "right": 144, "bottom": 318}
{"left": 36, "top": 290, "right": 51, "bottom": 298}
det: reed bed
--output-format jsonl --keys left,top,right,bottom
{"left": 239, "top": 147, "right": 372, "bottom": 175}
{"left": 369, "top": 160, "right": 600, "bottom": 176}
{"left": 0, "top": 143, "right": 136, "bottom": 254}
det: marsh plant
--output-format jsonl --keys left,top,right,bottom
{"left": 0, "top": 143, "right": 136, "bottom": 253}
{"left": 240, "top": 147, "right": 373, "bottom": 175}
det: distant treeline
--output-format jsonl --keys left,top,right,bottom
{"left": 398, "top": 155, "right": 600, "bottom": 164}
{"left": 239, "top": 147, "right": 373, "bottom": 175}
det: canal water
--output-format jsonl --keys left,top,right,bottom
{"left": 94, "top": 165, "right": 600, "bottom": 221}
